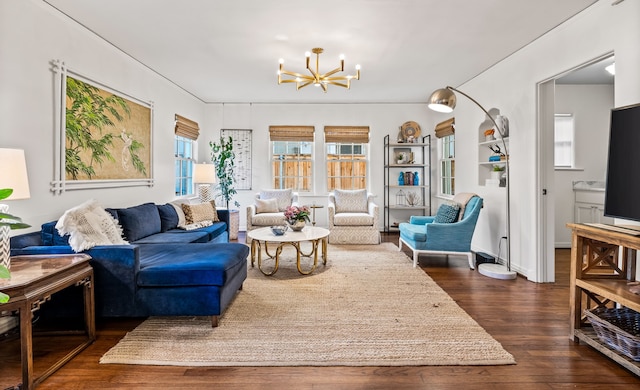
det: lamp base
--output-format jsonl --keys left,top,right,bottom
{"left": 478, "top": 263, "right": 516, "bottom": 280}
{"left": 198, "top": 184, "right": 212, "bottom": 203}
{"left": 0, "top": 204, "right": 10, "bottom": 271}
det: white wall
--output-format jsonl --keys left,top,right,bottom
{"left": 450, "top": 0, "right": 640, "bottom": 280}
{"left": 201, "top": 103, "right": 433, "bottom": 229}
{"left": 554, "top": 84, "right": 614, "bottom": 247}
{"left": 0, "top": 0, "right": 205, "bottom": 231}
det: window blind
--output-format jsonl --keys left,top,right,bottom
{"left": 434, "top": 118, "right": 455, "bottom": 138}
{"left": 269, "top": 125, "right": 315, "bottom": 142}
{"left": 324, "top": 126, "right": 370, "bottom": 143}
{"left": 175, "top": 114, "right": 200, "bottom": 140}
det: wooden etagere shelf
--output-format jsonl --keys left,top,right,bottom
{"left": 567, "top": 223, "right": 640, "bottom": 376}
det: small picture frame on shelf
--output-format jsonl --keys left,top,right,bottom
{"left": 394, "top": 148, "right": 411, "bottom": 164}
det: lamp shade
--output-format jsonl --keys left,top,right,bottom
{"left": 0, "top": 148, "right": 30, "bottom": 200}
{"left": 193, "top": 163, "right": 217, "bottom": 184}
{"left": 427, "top": 88, "right": 457, "bottom": 113}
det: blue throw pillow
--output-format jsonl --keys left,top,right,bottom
{"left": 117, "top": 202, "right": 161, "bottom": 241}
{"left": 157, "top": 203, "right": 179, "bottom": 232}
{"left": 434, "top": 202, "right": 460, "bottom": 223}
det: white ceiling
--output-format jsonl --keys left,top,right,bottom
{"left": 43, "top": 0, "right": 599, "bottom": 104}
{"left": 556, "top": 55, "right": 615, "bottom": 84}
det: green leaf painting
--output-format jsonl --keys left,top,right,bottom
{"left": 65, "top": 77, "right": 151, "bottom": 180}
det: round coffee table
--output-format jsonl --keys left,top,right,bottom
{"left": 247, "top": 226, "right": 329, "bottom": 276}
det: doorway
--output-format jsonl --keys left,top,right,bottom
{"left": 537, "top": 53, "right": 615, "bottom": 283}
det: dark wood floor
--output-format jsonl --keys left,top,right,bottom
{"left": 2, "top": 233, "right": 639, "bottom": 389}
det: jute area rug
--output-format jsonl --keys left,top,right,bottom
{"left": 100, "top": 242, "right": 515, "bottom": 366}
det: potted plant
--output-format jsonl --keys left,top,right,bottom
{"left": 284, "top": 205, "right": 311, "bottom": 231}
{"left": 209, "top": 136, "right": 240, "bottom": 239}
{"left": 0, "top": 188, "right": 31, "bottom": 303}
{"left": 209, "top": 136, "right": 239, "bottom": 209}
{"left": 491, "top": 165, "right": 504, "bottom": 180}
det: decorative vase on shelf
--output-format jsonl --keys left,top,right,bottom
{"left": 398, "top": 172, "right": 404, "bottom": 186}
{"left": 413, "top": 172, "right": 419, "bottom": 186}
{"left": 287, "top": 220, "right": 306, "bottom": 232}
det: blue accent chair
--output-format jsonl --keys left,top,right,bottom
{"left": 398, "top": 194, "right": 483, "bottom": 269}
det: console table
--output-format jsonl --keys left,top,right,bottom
{"left": 0, "top": 254, "right": 94, "bottom": 389}
{"left": 567, "top": 223, "right": 640, "bottom": 375}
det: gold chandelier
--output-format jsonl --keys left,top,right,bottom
{"left": 278, "top": 48, "right": 361, "bottom": 92}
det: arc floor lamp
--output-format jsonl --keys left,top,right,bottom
{"left": 428, "top": 86, "right": 516, "bottom": 280}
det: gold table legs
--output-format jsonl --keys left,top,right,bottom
{"left": 250, "top": 238, "right": 328, "bottom": 276}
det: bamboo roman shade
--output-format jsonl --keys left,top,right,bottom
{"left": 175, "top": 114, "right": 200, "bottom": 140}
{"left": 324, "top": 126, "right": 370, "bottom": 143}
{"left": 434, "top": 118, "right": 455, "bottom": 138}
{"left": 269, "top": 125, "right": 315, "bottom": 142}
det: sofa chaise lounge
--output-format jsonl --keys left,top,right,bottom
{"left": 10, "top": 201, "right": 249, "bottom": 327}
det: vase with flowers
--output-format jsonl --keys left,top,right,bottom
{"left": 284, "top": 205, "right": 310, "bottom": 231}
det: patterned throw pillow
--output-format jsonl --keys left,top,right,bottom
{"left": 255, "top": 198, "right": 279, "bottom": 214}
{"left": 180, "top": 220, "right": 214, "bottom": 231}
{"left": 182, "top": 201, "right": 220, "bottom": 224}
{"left": 333, "top": 189, "right": 368, "bottom": 213}
{"left": 55, "top": 199, "right": 128, "bottom": 252}
{"left": 434, "top": 202, "right": 461, "bottom": 223}
{"left": 259, "top": 189, "right": 293, "bottom": 212}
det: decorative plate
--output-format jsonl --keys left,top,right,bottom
{"left": 401, "top": 121, "right": 421, "bottom": 139}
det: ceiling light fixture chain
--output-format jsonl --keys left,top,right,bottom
{"left": 278, "top": 47, "right": 360, "bottom": 92}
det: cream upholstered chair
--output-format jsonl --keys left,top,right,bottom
{"left": 246, "top": 189, "right": 298, "bottom": 242}
{"left": 328, "top": 189, "right": 380, "bottom": 244}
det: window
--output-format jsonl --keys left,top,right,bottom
{"left": 439, "top": 134, "right": 455, "bottom": 196}
{"left": 174, "top": 135, "right": 195, "bottom": 196}
{"left": 326, "top": 143, "right": 367, "bottom": 190}
{"left": 555, "top": 114, "right": 575, "bottom": 168}
{"left": 174, "top": 114, "right": 200, "bottom": 196}
{"left": 269, "top": 126, "right": 314, "bottom": 192}
{"left": 435, "top": 118, "right": 455, "bottom": 197}
{"left": 324, "top": 126, "right": 369, "bottom": 191}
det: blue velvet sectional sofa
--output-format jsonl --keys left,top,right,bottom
{"left": 10, "top": 202, "right": 249, "bottom": 327}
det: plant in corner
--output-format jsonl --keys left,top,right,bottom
{"left": 0, "top": 188, "right": 31, "bottom": 303}
{"left": 209, "top": 136, "right": 240, "bottom": 209}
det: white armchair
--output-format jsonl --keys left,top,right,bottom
{"left": 246, "top": 189, "right": 298, "bottom": 242}
{"left": 328, "top": 189, "right": 380, "bottom": 245}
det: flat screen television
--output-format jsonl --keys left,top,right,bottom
{"left": 604, "top": 103, "right": 640, "bottom": 223}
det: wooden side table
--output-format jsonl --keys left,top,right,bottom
{"left": 0, "top": 254, "right": 94, "bottom": 390}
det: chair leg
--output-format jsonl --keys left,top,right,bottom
{"left": 413, "top": 252, "right": 419, "bottom": 268}
{"left": 467, "top": 253, "right": 475, "bottom": 270}
{"left": 211, "top": 316, "right": 219, "bottom": 328}
{"left": 398, "top": 237, "right": 403, "bottom": 251}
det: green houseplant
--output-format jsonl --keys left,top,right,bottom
{"left": 0, "top": 188, "right": 31, "bottom": 303}
{"left": 209, "top": 136, "right": 240, "bottom": 209}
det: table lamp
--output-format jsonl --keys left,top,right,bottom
{"left": 193, "top": 163, "right": 217, "bottom": 203}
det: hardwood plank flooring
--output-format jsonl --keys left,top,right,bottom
{"left": 2, "top": 232, "right": 639, "bottom": 389}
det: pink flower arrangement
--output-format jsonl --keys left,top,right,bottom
{"left": 284, "top": 205, "right": 310, "bottom": 224}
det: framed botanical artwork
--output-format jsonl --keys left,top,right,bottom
{"left": 221, "top": 129, "right": 252, "bottom": 190}
{"left": 51, "top": 60, "right": 154, "bottom": 193}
